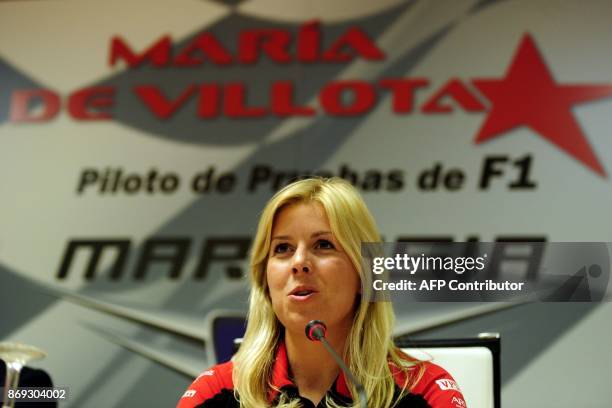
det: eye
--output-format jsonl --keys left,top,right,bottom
{"left": 316, "top": 239, "right": 335, "bottom": 250}
{"left": 273, "top": 243, "right": 291, "bottom": 254}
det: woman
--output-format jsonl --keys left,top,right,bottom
{"left": 177, "top": 178, "right": 466, "bottom": 408}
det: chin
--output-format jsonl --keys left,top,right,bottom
{"left": 279, "top": 314, "right": 314, "bottom": 333}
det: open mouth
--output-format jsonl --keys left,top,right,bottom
{"left": 292, "top": 290, "right": 314, "bottom": 296}
{"left": 289, "top": 287, "right": 317, "bottom": 299}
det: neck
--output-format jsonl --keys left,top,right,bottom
{"left": 284, "top": 322, "right": 352, "bottom": 403}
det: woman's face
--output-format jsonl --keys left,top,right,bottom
{"left": 266, "top": 201, "right": 361, "bottom": 336}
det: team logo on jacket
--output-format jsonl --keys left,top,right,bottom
{"left": 182, "top": 390, "right": 196, "bottom": 398}
{"left": 451, "top": 396, "right": 466, "bottom": 407}
{"left": 435, "top": 378, "right": 460, "bottom": 392}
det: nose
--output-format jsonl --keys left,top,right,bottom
{"left": 291, "top": 246, "right": 311, "bottom": 274}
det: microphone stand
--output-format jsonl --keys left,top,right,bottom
{"left": 305, "top": 321, "right": 367, "bottom": 408}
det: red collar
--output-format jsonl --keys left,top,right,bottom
{"left": 268, "top": 341, "right": 352, "bottom": 402}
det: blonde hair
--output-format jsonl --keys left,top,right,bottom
{"left": 233, "top": 177, "right": 422, "bottom": 407}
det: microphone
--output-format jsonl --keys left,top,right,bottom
{"left": 305, "top": 320, "right": 367, "bottom": 408}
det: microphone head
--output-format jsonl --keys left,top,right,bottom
{"left": 305, "top": 320, "right": 327, "bottom": 341}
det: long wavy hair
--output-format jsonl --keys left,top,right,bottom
{"left": 232, "top": 177, "right": 423, "bottom": 407}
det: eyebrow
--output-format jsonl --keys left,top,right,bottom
{"left": 271, "top": 231, "right": 332, "bottom": 241}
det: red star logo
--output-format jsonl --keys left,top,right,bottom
{"left": 472, "top": 34, "right": 612, "bottom": 177}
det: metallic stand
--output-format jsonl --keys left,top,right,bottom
{"left": 0, "top": 342, "right": 47, "bottom": 408}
